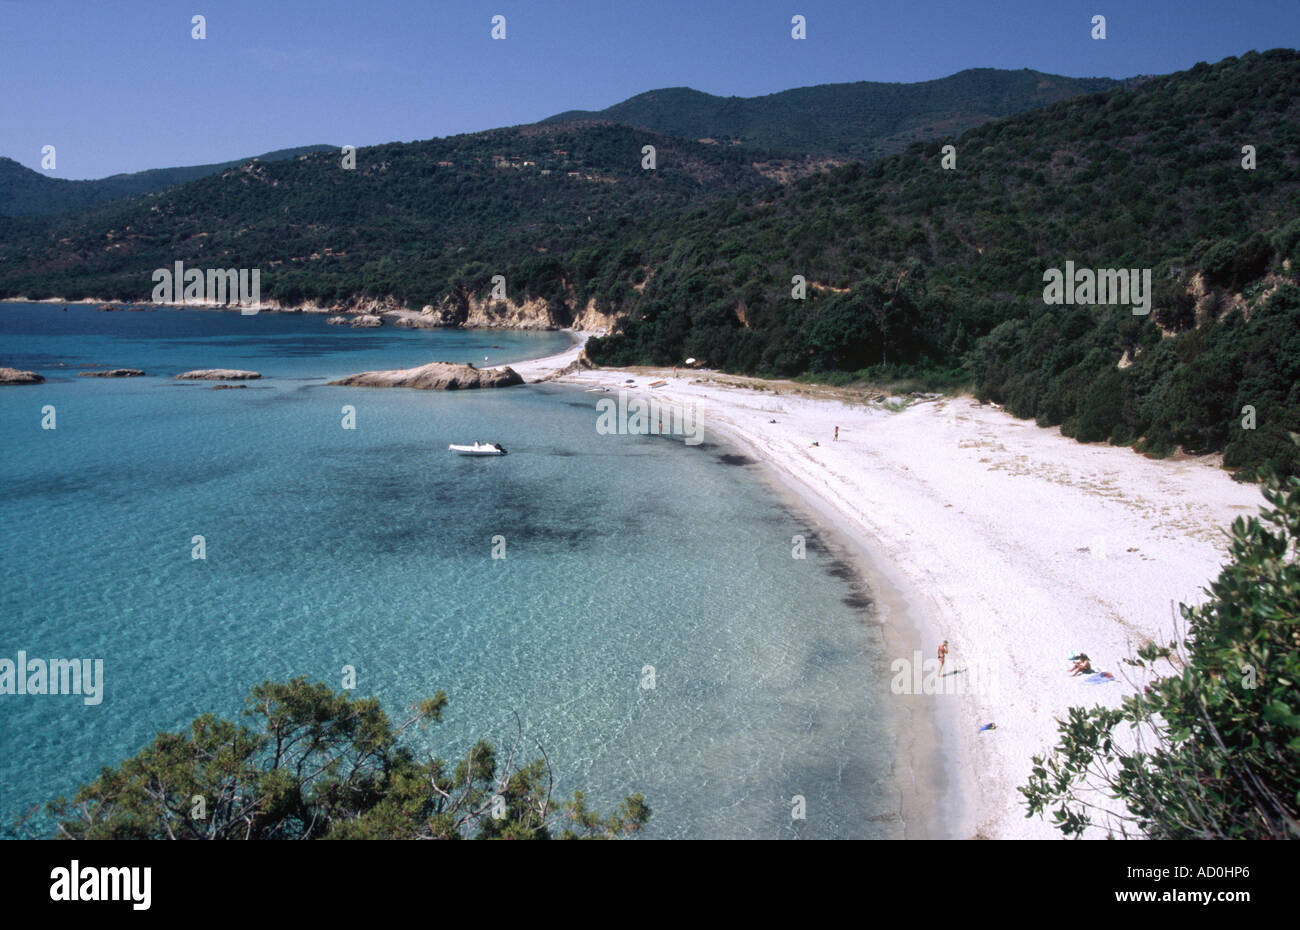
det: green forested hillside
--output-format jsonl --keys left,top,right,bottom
{"left": 544, "top": 69, "right": 1121, "bottom": 158}
{"left": 0, "top": 122, "right": 777, "bottom": 308}
{"left": 0, "top": 145, "right": 336, "bottom": 217}
{"left": 577, "top": 50, "right": 1300, "bottom": 477}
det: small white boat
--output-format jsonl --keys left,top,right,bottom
{"left": 449, "top": 442, "right": 508, "bottom": 456}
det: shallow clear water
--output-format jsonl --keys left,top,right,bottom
{"left": 0, "top": 303, "right": 902, "bottom": 838}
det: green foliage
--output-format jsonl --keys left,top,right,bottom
{"left": 0, "top": 122, "right": 773, "bottom": 316}
{"left": 1020, "top": 458, "right": 1300, "bottom": 838}
{"left": 42, "top": 678, "right": 650, "bottom": 840}
{"left": 1200, "top": 232, "right": 1273, "bottom": 290}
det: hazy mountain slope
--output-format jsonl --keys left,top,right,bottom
{"left": 543, "top": 69, "right": 1122, "bottom": 158}
{"left": 0, "top": 145, "right": 337, "bottom": 216}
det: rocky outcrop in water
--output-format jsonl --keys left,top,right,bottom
{"left": 175, "top": 369, "right": 262, "bottom": 380}
{"left": 329, "top": 361, "right": 522, "bottom": 390}
{"left": 0, "top": 367, "right": 44, "bottom": 384}
{"left": 79, "top": 368, "right": 145, "bottom": 377}
{"left": 326, "top": 314, "right": 382, "bottom": 327}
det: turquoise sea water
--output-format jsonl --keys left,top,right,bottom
{"left": 0, "top": 303, "right": 903, "bottom": 838}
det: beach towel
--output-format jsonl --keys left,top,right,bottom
{"left": 1083, "top": 672, "right": 1116, "bottom": 685}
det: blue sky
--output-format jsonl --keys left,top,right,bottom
{"left": 3, "top": 0, "right": 1297, "bottom": 178}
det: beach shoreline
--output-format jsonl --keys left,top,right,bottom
{"left": 720, "top": 427, "right": 971, "bottom": 840}
{"left": 505, "top": 329, "right": 592, "bottom": 380}
{"left": 512, "top": 332, "right": 953, "bottom": 836}
{"left": 545, "top": 348, "right": 1266, "bottom": 839}
{"left": 15, "top": 307, "right": 1267, "bottom": 838}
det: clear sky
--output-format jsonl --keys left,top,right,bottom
{"left": 3, "top": 0, "right": 1298, "bottom": 178}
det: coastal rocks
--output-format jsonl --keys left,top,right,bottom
{"left": 326, "top": 313, "right": 382, "bottom": 327}
{"left": 411, "top": 292, "right": 563, "bottom": 330}
{"left": 376, "top": 306, "right": 442, "bottom": 329}
{"left": 329, "top": 361, "right": 523, "bottom": 390}
{"left": 430, "top": 294, "right": 615, "bottom": 332}
{"left": 0, "top": 367, "right": 44, "bottom": 385}
{"left": 89, "top": 303, "right": 151, "bottom": 312}
{"left": 174, "top": 369, "right": 262, "bottom": 380}
{"left": 344, "top": 296, "right": 407, "bottom": 316}
{"left": 299, "top": 295, "right": 408, "bottom": 318}
{"left": 79, "top": 368, "right": 146, "bottom": 377}
{"left": 35, "top": 292, "right": 612, "bottom": 335}
{"left": 569, "top": 298, "right": 620, "bottom": 333}
{"left": 551, "top": 353, "right": 593, "bottom": 379}
{"left": 150, "top": 289, "right": 613, "bottom": 334}
{"left": 462, "top": 294, "right": 557, "bottom": 330}
{"left": 211, "top": 384, "right": 248, "bottom": 390}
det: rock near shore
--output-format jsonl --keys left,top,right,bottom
{"left": 328, "top": 361, "right": 522, "bottom": 390}
{"left": 0, "top": 367, "right": 44, "bottom": 384}
{"left": 79, "top": 368, "right": 146, "bottom": 378}
{"left": 174, "top": 369, "right": 262, "bottom": 380}
{"left": 326, "top": 314, "right": 382, "bottom": 327}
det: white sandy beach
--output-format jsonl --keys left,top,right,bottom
{"left": 512, "top": 333, "right": 1267, "bottom": 839}
{"left": 507, "top": 330, "right": 594, "bottom": 380}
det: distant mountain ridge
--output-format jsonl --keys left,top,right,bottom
{"left": 543, "top": 68, "right": 1123, "bottom": 158}
{"left": 0, "top": 145, "right": 337, "bottom": 217}
{"left": 0, "top": 68, "right": 1118, "bottom": 218}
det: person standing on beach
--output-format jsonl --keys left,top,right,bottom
{"left": 938, "top": 640, "right": 949, "bottom": 674}
{"left": 834, "top": 426, "right": 839, "bottom": 441}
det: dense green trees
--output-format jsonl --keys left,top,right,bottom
{"left": 588, "top": 50, "right": 1300, "bottom": 477}
{"left": 0, "top": 122, "right": 773, "bottom": 312}
{"left": 44, "top": 679, "right": 650, "bottom": 840}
